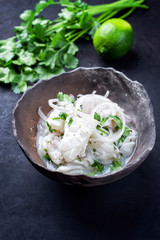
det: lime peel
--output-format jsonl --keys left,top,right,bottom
{"left": 93, "top": 18, "right": 134, "bottom": 60}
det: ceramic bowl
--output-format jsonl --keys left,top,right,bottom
{"left": 12, "top": 67, "right": 156, "bottom": 186}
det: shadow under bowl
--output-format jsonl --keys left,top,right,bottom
{"left": 12, "top": 67, "right": 156, "bottom": 187}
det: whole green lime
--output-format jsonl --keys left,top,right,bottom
{"left": 93, "top": 18, "right": 134, "bottom": 60}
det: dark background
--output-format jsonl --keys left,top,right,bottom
{"left": 0, "top": 0, "right": 159, "bottom": 239}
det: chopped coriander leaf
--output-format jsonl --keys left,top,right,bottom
{"left": 46, "top": 121, "right": 53, "bottom": 133}
{"left": 68, "top": 117, "right": 73, "bottom": 127}
{"left": 93, "top": 148, "right": 96, "bottom": 152}
{"left": 43, "top": 152, "right": 53, "bottom": 163}
{"left": 96, "top": 125, "right": 109, "bottom": 135}
{"left": 123, "top": 127, "right": 131, "bottom": 138}
{"left": 77, "top": 157, "right": 82, "bottom": 162}
{"left": 118, "top": 127, "right": 130, "bottom": 144}
{"left": 120, "top": 153, "right": 124, "bottom": 157}
{"left": 108, "top": 115, "right": 123, "bottom": 129}
{"left": 87, "top": 171, "right": 98, "bottom": 176}
{"left": 110, "top": 158, "right": 122, "bottom": 171}
{"left": 77, "top": 109, "right": 82, "bottom": 112}
{"left": 57, "top": 92, "right": 65, "bottom": 101}
{"left": 90, "top": 159, "right": 104, "bottom": 173}
{"left": 100, "top": 115, "right": 123, "bottom": 129}
{"left": 102, "top": 126, "right": 109, "bottom": 131}
{"left": 52, "top": 112, "right": 68, "bottom": 120}
{"left": 100, "top": 117, "right": 108, "bottom": 125}
{"left": 94, "top": 112, "right": 101, "bottom": 121}
{"left": 60, "top": 133, "right": 64, "bottom": 139}
{"left": 59, "top": 112, "right": 68, "bottom": 120}
{"left": 57, "top": 92, "right": 74, "bottom": 103}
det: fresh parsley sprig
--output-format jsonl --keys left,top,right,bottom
{"left": 0, "top": 0, "right": 148, "bottom": 93}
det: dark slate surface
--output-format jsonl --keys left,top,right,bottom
{"left": 0, "top": 0, "right": 159, "bottom": 239}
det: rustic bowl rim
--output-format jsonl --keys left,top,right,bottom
{"left": 12, "top": 67, "right": 156, "bottom": 182}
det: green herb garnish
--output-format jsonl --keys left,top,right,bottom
{"left": 96, "top": 125, "right": 109, "bottom": 135}
{"left": 68, "top": 117, "right": 73, "bottom": 127}
{"left": 43, "top": 152, "right": 53, "bottom": 163}
{"left": 99, "top": 115, "right": 123, "bottom": 129}
{"left": 110, "top": 158, "right": 122, "bottom": 171}
{"left": 109, "top": 115, "right": 123, "bottom": 129}
{"left": 102, "top": 126, "right": 109, "bottom": 131}
{"left": 77, "top": 157, "right": 82, "bottom": 162}
{"left": 118, "top": 127, "right": 130, "bottom": 144}
{"left": 94, "top": 112, "right": 101, "bottom": 121}
{"left": 57, "top": 92, "right": 74, "bottom": 103}
{"left": 120, "top": 153, "right": 124, "bottom": 158}
{"left": 100, "top": 117, "right": 108, "bottom": 125}
{"left": 113, "top": 142, "right": 117, "bottom": 150}
{"left": 89, "top": 159, "right": 104, "bottom": 175}
{"left": 52, "top": 112, "right": 68, "bottom": 120}
{"left": 46, "top": 121, "right": 53, "bottom": 133}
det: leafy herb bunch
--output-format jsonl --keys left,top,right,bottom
{"left": 0, "top": 0, "right": 147, "bottom": 93}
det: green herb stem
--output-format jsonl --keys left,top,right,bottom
{"left": 96, "top": 125, "right": 109, "bottom": 135}
{"left": 86, "top": 0, "right": 147, "bottom": 16}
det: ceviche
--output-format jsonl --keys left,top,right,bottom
{"left": 36, "top": 91, "right": 136, "bottom": 176}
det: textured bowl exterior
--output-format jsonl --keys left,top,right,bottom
{"left": 12, "top": 67, "right": 156, "bottom": 186}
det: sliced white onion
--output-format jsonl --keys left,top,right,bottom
{"left": 48, "top": 99, "right": 63, "bottom": 110}
{"left": 38, "top": 107, "right": 47, "bottom": 121}
{"left": 125, "top": 114, "right": 132, "bottom": 123}
{"left": 75, "top": 93, "right": 112, "bottom": 114}
{"left": 104, "top": 90, "right": 110, "bottom": 98}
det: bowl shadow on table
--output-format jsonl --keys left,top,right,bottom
{"left": 46, "top": 155, "right": 156, "bottom": 238}
{"left": 95, "top": 50, "right": 140, "bottom": 72}
{"left": 77, "top": 38, "right": 140, "bottom": 71}
{"left": 108, "top": 50, "right": 140, "bottom": 70}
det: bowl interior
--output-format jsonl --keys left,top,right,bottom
{"left": 13, "top": 67, "right": 156, "bottom": 186}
